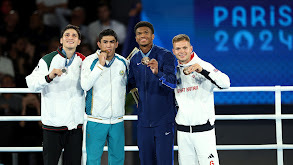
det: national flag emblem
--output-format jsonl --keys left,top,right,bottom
{"left": 119, "top": 70, "right": 124, "bottom": 75}
{"left": 213, "top": 69, "right": 219, "bottom": 72}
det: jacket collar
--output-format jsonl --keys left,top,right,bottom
{"left": 56, "top": 46, "right": 66, "bottom": 58}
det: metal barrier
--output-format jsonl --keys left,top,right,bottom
{"left": 0, "top": 86, "right": 293, "bottom": 165}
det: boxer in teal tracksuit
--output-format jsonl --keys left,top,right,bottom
{"left": 81, "top": 29, "right": 128, "bottom": 165}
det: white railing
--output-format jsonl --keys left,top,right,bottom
{"left": 0, "top": 86, "right": 293, "bottom": 165}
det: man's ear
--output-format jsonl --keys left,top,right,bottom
{"left": 97, "top": 41, "right": 101, "bottom": 49}
{"left": 115, "top": 41, "right": 119, "bottom": 49}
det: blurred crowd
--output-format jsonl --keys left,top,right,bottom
{"left": 0, "top": 0, "right": 141, "bottom": 164}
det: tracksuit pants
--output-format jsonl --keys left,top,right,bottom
{"left": 86, "top": 121, "right": 125, "bottom": 165}
{"left": 42, "top": 127, "right": 83, "bottom": 165}
{"left": 137, "top": 122, "right": 175, "bottom": 165}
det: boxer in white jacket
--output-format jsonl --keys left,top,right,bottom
{"left": 81, "top": 29, "right": 128, "bottom": 165}
{"left": 26, "top": 24, "right": 85, "bottom": 165}
{"left": 172, "top": 34, "right": 230, "bottom": 165}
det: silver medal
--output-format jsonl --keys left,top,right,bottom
{"left": 61, "top": 67, "right": 68, "bottom": 74}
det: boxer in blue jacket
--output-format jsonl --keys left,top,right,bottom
{"left": 128, "top": 21, "right": 177, "bottom": 165}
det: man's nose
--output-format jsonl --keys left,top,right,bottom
{"left": 106, "top": 42, "right": 111, "bottom": 47}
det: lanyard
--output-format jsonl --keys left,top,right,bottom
{"left": 104, "top": 56, "right": 116, "bottom": 68}
{"left": 62, "top": 49, "right": 75, "bottom": 68}
{"left": 140, "top": 44, "right": 154, "bottom": 58}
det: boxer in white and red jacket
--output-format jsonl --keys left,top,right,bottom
{"left": 26, "top": 24, "right": 85, "bottom": 165}
{"left": 172, "top": 34, "right": 230, "bottom": 165}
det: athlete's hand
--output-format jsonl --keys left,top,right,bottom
{"left": 49, "top": 68, "right": 63, "bottom": 79}
{"left": 147, "top": 59, "right": 158, "bottom": 75}
{"left": 99, "top": 50, "right": 108, "bottom": 66}
{"left": 188, "top": 63, "right": 202, "bottom": 73}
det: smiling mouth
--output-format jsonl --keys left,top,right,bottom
{"left": 179, "top": 54, "right": 186, "bottom": 58}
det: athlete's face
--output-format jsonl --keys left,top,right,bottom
{"left": 135, "top": 27, "right": 154, "bottom": 47}
{"left": 60, "top": 29, "right": 81, "bottom": 50}
{"left": 98, "top": 35, "right": 118, "bottom": 60}
{"left": 172, "top": 40, "right": 193, "bottom": 64}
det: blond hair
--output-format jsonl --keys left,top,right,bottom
{"left": 172, "top": 34, "right": 190, "bottom": 44}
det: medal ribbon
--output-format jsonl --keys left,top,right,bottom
{"left": 104, "top": 56, "right": 116, "bottom": 68}
{"left": 62, "top": 49, "right": 75, "bottom": 68}
{"left": 140, "top": 44, "right": 154, "bottom": 58}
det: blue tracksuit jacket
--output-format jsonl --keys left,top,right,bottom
{"left": 128, "top": 45, "right": 177, "bottom": 127}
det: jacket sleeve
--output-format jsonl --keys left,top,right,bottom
{"left": 156, "top": 51, "right": 177, "bottom": 90}
{"left": 80, "top": 57, "right": 104, "bottom": 91}
{"left": 25, "top": 59, "right": 50, "bottom": 92}
{"left": 200, "top": 62, "right": 230, "bottom": 89}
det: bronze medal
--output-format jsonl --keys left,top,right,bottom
{"left": 141, "top": 57, "right": 150, "bottom": 65}
{"left": 183, "top": 67, "right": 190, "bottom": 75}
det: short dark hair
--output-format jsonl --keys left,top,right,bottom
{"left": 98, "top": 29, "right": 118, "bottom": 42}
{"left": 134, "top": 21, "right": 154, "bottom": 34}
{"left": 61, "top": 24, "right": 81, "bottom": 39}
{"left": 97, "top": 2, "right": 111, "bottom": 11}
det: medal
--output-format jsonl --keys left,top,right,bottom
{"left": 141, "top": 57, "right": 150, "bottom": 65}
{"left": 100, "top": 50, "right": 110, "bottom": 54}
{"left": 183, "top": 66, "right": 191, "bottom": 75}
{"left": 61, "top": 67, "right": 68, "bottom": 74}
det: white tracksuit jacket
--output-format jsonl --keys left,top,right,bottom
{"left": 81, "top": 50, "right": 129, "bottom": 124}
{"left": 175, "top": 52, "right": 230, "bottom": 126}
{"left": 26, "top": 48, "right": 85, "bottom": 130}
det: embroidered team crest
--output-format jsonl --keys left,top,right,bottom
{"left": 119, "top": 70, "right": 124, "bottom": 75}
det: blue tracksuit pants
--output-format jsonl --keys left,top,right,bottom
{"left": 137, "top": 122, "right": 175, "bottom": 165}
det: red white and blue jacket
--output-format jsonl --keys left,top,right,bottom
{"left": 175, "top": 52, "right": 230, "bottom": 126}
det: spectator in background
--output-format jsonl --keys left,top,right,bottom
{"left": 7, "top": 36, "right": 36, "bottom": 87}
{"left": 19, "top": 93, "right": 43, "bottom": 165}
{"left": 55, "top": 6, "right": 89, "bottom": 44}
{"left": 0, "top": 74, "right": 22, "bottom": 116}
{"left": 24, "top": 11, "right": 60, "bottom": 55}
{"left": 0, "top": 74, "right": 22, "bottom": 164}
{"left": 78, "top": 43, "right": 93, "bottom": 57}
{"left": 0, "top": 0, "right": 13, "bottom": 21}
{"left": 0, "top": 51, "right": 15, "bottom": 78}
{"left": 88, "top": 2, "right": 126, "bottom": 54}
{"left": 36, "top": 0, "right": 68, "bottom": 27}
{"left": 0, "top": 10, "right": 22, "bottom": 53}
{"left": 40, "top": 37, "right": 60, "bottom": 57}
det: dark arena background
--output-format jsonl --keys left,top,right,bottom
{"left": 0, "top": 0, "right": 292, "bottom": 164}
